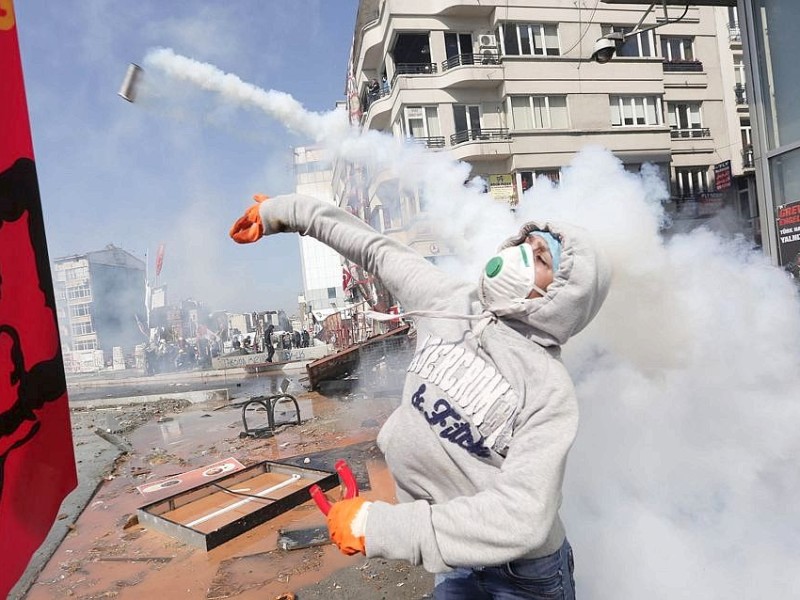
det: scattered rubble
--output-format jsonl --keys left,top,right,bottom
{"left": 18, "top": 375, "right": 432, "bottom": 600}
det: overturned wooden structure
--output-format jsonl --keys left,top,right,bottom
{"left": 305, "top": 325, "right": 413, "bottom": 391}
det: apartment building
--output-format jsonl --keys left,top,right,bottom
{"left": 338, "top": 0, "right": 756, "bottom": 251}
{"left": 53, "top": 245, "right": 145, "bottom": 370}
{"left": 293, "top": 145, "right": 354, "bottom": 321}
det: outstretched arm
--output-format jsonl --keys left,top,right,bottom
{"left": 230, "top": 193, "right": 466, "bottom": 313}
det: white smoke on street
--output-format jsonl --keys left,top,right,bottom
{"left": 141, "top": 49, "right": 800, "bottom": 598}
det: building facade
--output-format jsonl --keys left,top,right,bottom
{"left": 340, "top": 0, "right": 755, "bottom": 249}
{"left": 293, "top": 145, "right": 355, "bottom": 321}
{"left": 53, "top": 245, "right": 145, "bottom": 369}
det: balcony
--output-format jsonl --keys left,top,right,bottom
{"left": 742, "top": 145, "right": 755, "bottom": 169}
{"left": 441, "top": 53, "right": 501, "bottom": 71}
{"left": 670, "top": 128, "right": 711, "bottom": 139}
{"left": 728, "top": 25, "right": 741, "bottom": 44}
{"left": 450, "top": 128, "right": 510, "bottom": 145}
{"left": 391, "top": 62, "right": 438, "bottom": 87}
{"left": 734, "top": 84, "right": 748, "bottom": 106}
{"left": 406, "top": 136, "right": 446, "bottom": 149}
{"left": 362, "top": 86, "right": 391, "bottom": 112}
{"left": 663, "top": 60, "right": 704, "bottom": 72}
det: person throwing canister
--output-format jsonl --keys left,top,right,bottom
{"left": 230, "top": 193, "right": 611, "bottom": 599}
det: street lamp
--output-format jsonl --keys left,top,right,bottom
{"left": 591, "top": 34, "right": 624, "bottom": 63}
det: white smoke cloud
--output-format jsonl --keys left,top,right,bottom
{"left": 139, "top": 49, "right": 800, "bottom": 598}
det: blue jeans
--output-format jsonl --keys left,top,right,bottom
{"left": 434, "top": 539, "right": 575, "bottom": 600}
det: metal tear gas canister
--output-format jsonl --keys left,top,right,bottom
{"left": 118, "top": 63, "right": 143, "bottom": 102}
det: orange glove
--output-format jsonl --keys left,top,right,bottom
{"left": 326, "top": 497, "right": 371, "bottom": 555}
{"left": 229, "top": 194, "right": 268, "bottom": 244}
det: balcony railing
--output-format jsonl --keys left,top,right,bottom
{"left": 663, "top": 60, "right": 704, "bottom": 72}
{"left": 362, "top": 86, "right": 390, "bottom": 111}
{"left": 734, "top": 83, "right": 748, "bottom": 105}
{"left": 728, "top": 25, "right": 741, "bottom": 43}
{"left": 441, "top": 52, "right": 501, "bottom": 71}
{"left": 450, "top": 128, "right": 510, "bottom": 145}
{"left": 742, "top": 145, "right": 755, "bottom": 169}
{"left": 391, "top": 62, "right": 438, "bottom": 87}
{"left": 670, "top": 127, "right": 711, "bottom": 139}
{"left": 407, "top": 136, "right": 446, "bottom": 149}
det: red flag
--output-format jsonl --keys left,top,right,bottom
{"left": 155, "top": 243, "right": 165, "bottom": 277}
{"left": 342, "top": 266, "right": 353, "bottom": 291}
{"left": 0, "top": 3, "right": 78, "bottom": 595}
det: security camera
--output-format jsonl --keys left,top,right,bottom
{"left": 591, "top": 37, "right": 619, "bottom": 64}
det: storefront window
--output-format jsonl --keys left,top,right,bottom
{"left": 771, "top": 147, "right": 800, "bottom": 211}
{"left": 753, "top": 0, "right": 800, "bottom": 149}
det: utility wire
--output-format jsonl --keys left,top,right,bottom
{"left": 563, "top": 0, "right": 601, "bottom": 57}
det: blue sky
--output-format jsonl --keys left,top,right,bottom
{"left": 15, "top": 0, "right": 359, "bottom": 314}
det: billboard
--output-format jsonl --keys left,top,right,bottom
{"left": 488, "top": 174, "right": 514, "bottom": 201}
{"left": 777, "top": 200, "right": 800, "bottom": 277}
{"left": 714, "top": 160, "right": 732, "bottom": 191}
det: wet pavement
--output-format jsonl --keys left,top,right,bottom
{"left": 15, "top": 371, "right": 434, "bottom": 599}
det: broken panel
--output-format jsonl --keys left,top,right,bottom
{"left": 137, "top": 461, "right": 337, "bottom": 550}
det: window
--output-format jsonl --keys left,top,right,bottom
{"left": 67, "top": 284, "right": 92, "bottom": 300}
{"left": 401, "top": 189, "right": 419, "bottom": 221}
{"left": 509, "top": 96, "right": 568, "bottom": 129}
{"left": 327, "top": 287, "right": 337, "bottom": 300}
{"left": 294, "top": 160, "right": 332, "bottom": 175}
{"left": 66, "top": 265, "right": 89, "bottom": 281}
{"left": 499, "top": 23, "right": 560, "bottom": 56}
{"left": 741, "top": 120, "right": 754, "bottom": 167}
{"left": 74, "top": 340, "right": 97, "bottom": 351}
{"left": 741, "top": 119, "right": 752, "bottom": 147}
{"left": 444, "top": 32, "right": 474, "bottom": 65}
{"left": 453, "top": 104, "right": 482, "bottom": 140}
{"left": 728, "top": 6, "right": 739, "bottom": 29}
{"left": 733, "top": 56, "right": 746, "bottom": 87}
{"left": 610, "top": 96, "right": 663, "bottom": 127}
{"left": 661, "top": 36, "right": 695, "bottom": 62}
{"left": 667, "top": 102, "right": 703, "bottom": 135}
{"left": 601, "top": 25, "right": 655, "bottom": 58}
{"left": 403, "top": 106, "right": 441, "bottom": 140}
{"left": 70, "top": 303, "right": 91, "bottom": 318}
{"left": 71, "top": 321, "right": 94, "bottom": 336}
{"left": 401, "top": 106, "right": 445, "bottom": 148}
{"left": 519, "top": 169, "right": 561, "bottom": 192}
{"left": 675, "top": 167, "right": 709, "bottom": 197}
{"left": 376, "top": 180, "right": 404, "bottom": 231}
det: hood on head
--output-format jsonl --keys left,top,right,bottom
{"left": 484, "top": 220, "right": 612, "bottom": 347}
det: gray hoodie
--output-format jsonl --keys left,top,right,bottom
{"left": 257, "top": 194, "right": 612, "bottom": 573}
